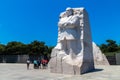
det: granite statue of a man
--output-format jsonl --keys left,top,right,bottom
{"left": 56, "top": 8, "right": 80, "bottom": 59}
{"left": 49, "top": 7, "right": 95, "bottom": 75}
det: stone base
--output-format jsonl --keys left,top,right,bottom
{"left": 49, "top": 49, "right": 95, "bottom": 75}
{"left": 92, "top": 42, "right": 110, "bottom": 65}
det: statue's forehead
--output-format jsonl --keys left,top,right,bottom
{"left": 66, "top": 7, "right": 72, "bottom": 11}
{"left": 65, "top": 8, "right": 84, "bottom": 13}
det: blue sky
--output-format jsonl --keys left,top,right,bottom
{"left": 0, "top": 0, "right": 120, "bottom": 46}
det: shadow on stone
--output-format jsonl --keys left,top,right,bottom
{"left": 82, "top": 68, "right": 103, "bottom": 75}
{"left": 92, "top": 68, "right": 103, "bottom": 72}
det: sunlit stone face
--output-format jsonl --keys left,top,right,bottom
{"left": 49, "top": 7, "right": 95, "bottom": 75}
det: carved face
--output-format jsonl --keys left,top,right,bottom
{"left": 66, "top": 8, "right": 73, "bottom": 17}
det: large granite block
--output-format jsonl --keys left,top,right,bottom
{"left": 49, "top": 7, "right": 95, "bottom": 75}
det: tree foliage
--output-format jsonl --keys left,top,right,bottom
{"left": 4, "top": 41, "right": 26, "bottom": 54}
{"left": 0, "top": 44, "right": 5, "bottom": 54}
{"left": 0, "top": 40, "right": 54, "bottom": 59}
{"left": 99, "top": 39, "right": 119, "bottom": 53}
{"left": 27, "top": 40, "right": 46, "bottom": 55}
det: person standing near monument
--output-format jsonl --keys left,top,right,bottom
{"left": 26, "top": 59, "right": 30, "bottom": 70}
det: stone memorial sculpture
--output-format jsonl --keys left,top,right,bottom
{"left": 92, "top": 42, "right": 109, "bottom": 65}
{"left": 49, "top": 7, "right": 95, "bottom": 75}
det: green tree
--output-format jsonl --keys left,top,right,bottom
{"left": 100, "top": 39, "right": 119, "bottom": 53}
{"left": 43, "top": 46, "right": 54, "bottom": 60}
{"left": 106, "top": 40, "right": 118, "bottom": 52}
{"left": 0, "top": 40, "right": 53, "bottom": 61}
{"left": 28, "top": 40, "right": 46, "bottom": 55}
{"left": 5, "top": 41, "right": 26, "bottom": 55}
{"left": 99, "top": 44, "right": 107, "bottom": 53}
{"left": 0, "top": 44, "right": 5, "bottom": 54}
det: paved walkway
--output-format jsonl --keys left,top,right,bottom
{"left": 0, "top": 63, "right": 120, "bottom": 80}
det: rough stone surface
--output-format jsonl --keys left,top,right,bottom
{"left": 49, "top": 7, "right": 95, "bottom": 75}
{"left": 92, "top": 42, "right": 110, "bottom": 65}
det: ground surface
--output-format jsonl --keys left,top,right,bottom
{"left": 0, "top": 63, "right": 120, "bottom": 80}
